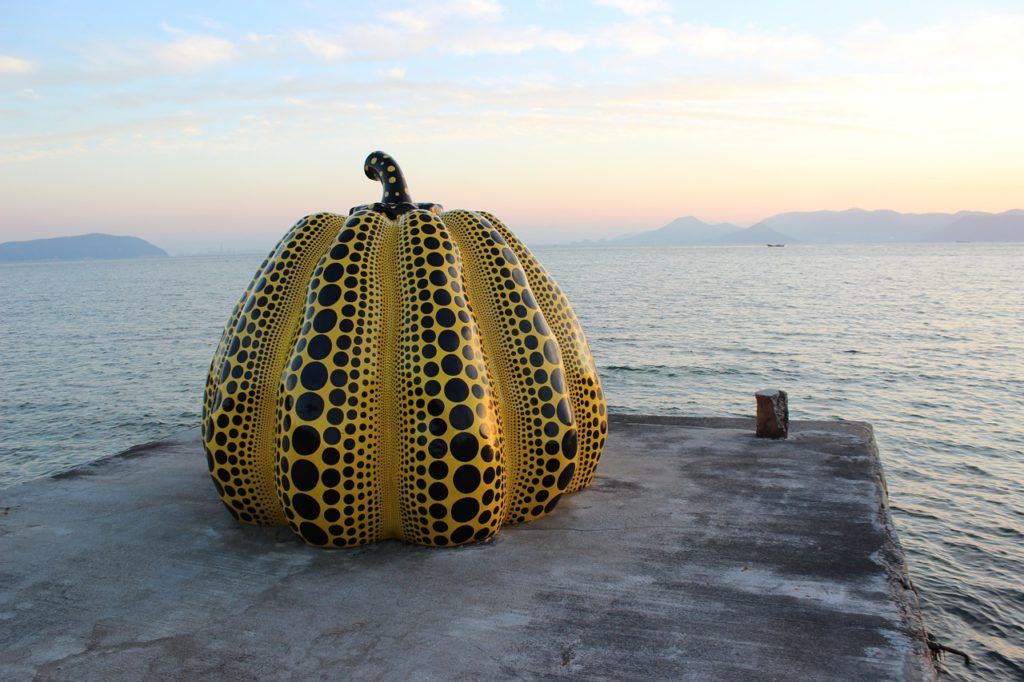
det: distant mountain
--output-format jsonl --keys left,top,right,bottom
{"left": 0, "top": 233, "right": 168, "bottom": 262}
{"left": 611, "top": 216, "right": 742, "bottom": 245}
{"left": 930, "top": 210, "right": 1024, "bottom": 242}
{"left": 574, "top": 208, "right": 1024, "bottom": 246}
{"left": 754, "top": 209, "right": 964, "bottom": 243}
{"left": 570, "top": 216, "right": 761, "bottom": 246}
{"left": 716, "top": 223, "right": 792, "bottom": 245}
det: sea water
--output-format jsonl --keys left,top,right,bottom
{"left": 1, "top": 243, "right": 1021, "bottom": 679}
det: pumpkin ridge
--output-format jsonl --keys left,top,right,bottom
{"left": 478, "top": 211, "right": 608, "bottom": 493}
{"left": 442, "top": 209, "right": 578, "bottom": 525}
{"left": 204, "top": 213, "right": 342, "bottom": 527}
{"left": 378, "top": 213, "right": 404, "bottom": 540}
{"left": 275, "top": 211, "right": 401, "bottom": 546}
{"left": 395, "top": 209, "right": 506, "bottom": 545}
{"left": 440, "top": 211, "right": 518, "bottom": 525}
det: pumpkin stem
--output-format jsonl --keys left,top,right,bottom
{"left": 364, "top": 151, "right": 413, "bottom": 205}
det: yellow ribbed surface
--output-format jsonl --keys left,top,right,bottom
{"left": 202, "top": 214, "right": 342, "bottom": 526}
{"left": 443, "top": 210, "right": 579, "bottom": 523}
{"left": 478, "top": 212, "right": 608, "bottom": 491}
{"left": 202, "top": 207, "right": 606, "bottom": 547}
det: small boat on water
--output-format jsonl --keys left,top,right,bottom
{"left": 766, "top": 243, "right": 786, "bottom": 248}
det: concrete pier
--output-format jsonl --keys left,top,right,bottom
{"left": 0, "top": 416, "right": 933, "bottom": 680}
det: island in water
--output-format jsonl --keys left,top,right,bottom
{"left": 570, "top": 208, "right": 1024, "bottom": 246}
{"left": 0, "top": 233, "right": 168, "bottom": 262}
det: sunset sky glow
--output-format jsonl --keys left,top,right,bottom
{"left": 1, "top": 1, "right": 1022, "bottom": 252}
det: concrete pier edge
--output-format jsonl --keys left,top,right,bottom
{"left": 612, "top": 414, "right": 934, "bottom": 673}
{"left": 0, "top": 414, "right": 936, "bottom": 680}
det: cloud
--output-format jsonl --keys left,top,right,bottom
{"left": 445, "top": 0, "right": 506, "bottom": 21}
{"left": 594, "top": 0, "right": 670, "bottom": 16}
{"left": 154, "top": 35, "right": 237, "bottom": 72}
{"left": 603, "top": 20, "right": 822, "bottom": 60}
{"left": 844, "top": 14, "right": 1024, "bottom": 75}
{"left": 189, "top": 15, "right": 224, "bottom": 30}
{"left": 384, "top": 10, "right": 433, "bottom": 32}
{"left": 677, "top": 24, "right": 821, "bottom": 60}
{"left": 74, "top": 27, "right": 237, "bottom": 77}
{"left": 447, "top": 27, "right": 587, "bottom": 55}
{"left": 384, "top": 0, "right": 504, "bottom": 33}
{"left": 0, "top": 55, "right": 33, "bottom": 74}
{"left": 539, "top": 30, "right": 588, "bottom": 53}
{"left": 295, "top": 31, "right": 348, "bottom": 60}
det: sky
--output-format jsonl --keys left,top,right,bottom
{"left": 1, "top": 0, "right": 1022, "bottom": 252}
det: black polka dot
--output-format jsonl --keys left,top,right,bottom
{"left": 428, "top": 439, "right": 448, "bottom": 458}
{"left": 438, "top": 330, "right": 459, "bottom": 352}
{"left": 429, "top": 461, "right": 449, "bottom": 479}
{"left": 453, "top": 464, "right": 481, "bottom": 494}
{"left": 533, "top": 312, "right": 549, "bottom": 335}
{"left": 441, "top": 355, "right": 463, "bottom": 375}
{"left": 451, "top": 497, "right": 479, "bottom": 523}
{"left": 444, "top": 378, "right": 469, "bottom": 402}
{"left": 291, "top": 492, "right": 321, "bottom": 519}
{"left": 436, "top": 309, "right": 456, "bottom": 327}
{"left": 543, "top": 339, "right": 560, "bottom": 364}
{"left": 301, "top": 362, "right": 327, "bottom": 390}
{"left": 551, "top": 369, "right": 565, "bottom": 393}
{"left": 450, "top": 405, "right": 473, "bottom": 430}
{"left": 313, "top": 309, "right": 337, "bottom": 333}
{"left": 317, "top": 284, "right": 341, "bottom": 306}
{"left": 295, "top": 392, "right": 324, "bottom": 421}
{"left": 450, "top": 525, "right": 474, "bottom": 543}
{"left": 290, "top": 459, "right": 320, "bottom": 491}
{"left": 299, "top": 522, "right": 328, "bottom": 545}
{"left": 451, "top": 433, "right": 479, "bottom": 462}
{"left": 557, "top": 398, "right": 573, "bottom": 426}
{"left": 307, "top": 335, "right": 331, "bottom": 360}
{"left": 322, "top": 263, "right": 343, "bottom": 281}
{"left": 292, "top": 425, "right": 320, "bottom": 455}
{"left": 557, "top": 462, "right": 576, "bottom": 490}
{"left": 321, "top": 468, "right": 340, "bottom": 487}
{"left": 562, "top": 429, "right": 578, "bottom": 459}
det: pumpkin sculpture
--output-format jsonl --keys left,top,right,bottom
{"left": 203, "top": 152, "right": 607, "bottom": 547}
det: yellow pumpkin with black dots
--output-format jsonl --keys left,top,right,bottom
{"left": 202, "top": 152, "right": 607, "bottom": 547}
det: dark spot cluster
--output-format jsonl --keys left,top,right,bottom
{"left": 203, "top": 203, "right": 607, "bottom": 549}
{"left": 395, "top": 209, "right": 507, "bottom": 546}
{"left": 275, "top": 211, "right": 389, "bottom": 547}
{"left": 442, "top": 210, "right": 580, "bottom": 524}
{"left": 202, "top": 213, "right": 343, "bottom": 526}
{"left": 479, "top": 211, "right": 608, "bottom": 493}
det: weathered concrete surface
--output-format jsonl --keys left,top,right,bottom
{"left": 0, "top": 416, "right": 933, "bottom": 681}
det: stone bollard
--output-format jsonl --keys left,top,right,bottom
{"left": 755, "top": 389, "right": 789, "bottom": 439}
